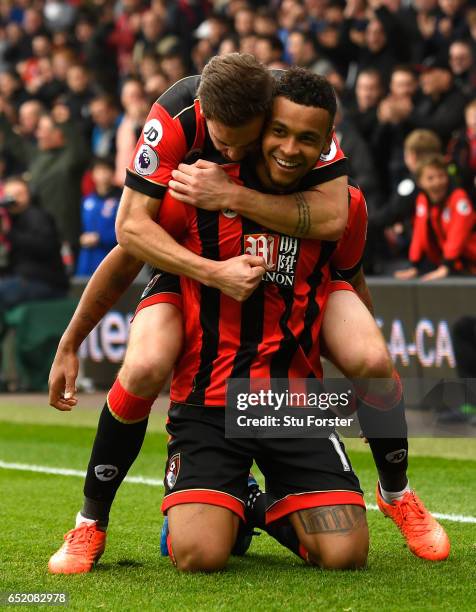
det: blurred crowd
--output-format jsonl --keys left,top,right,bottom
{"left": 0, "top": 0, "right": 475, "bottom": 280}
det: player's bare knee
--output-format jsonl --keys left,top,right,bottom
{"left": 173, "top": 541, "right": 230, "bottom": 573}
{"left": 355, "top": 344, "right": 393, "bottom": 379}
{"left": 313, "top": 536, "right": 368, "bottom": 570}
{"left": 118, "top": 357, "right": 169, "bottom": 397}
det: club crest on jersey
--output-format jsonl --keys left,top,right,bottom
{"left": 143, "top": 119, "right": 163, "bottom": 146}
{"left": 134, "top": 144, "right": 159, "bottom": 176}
{"left": 244, "top": 233, "right": 299, "bottom": 288}
{"left": 166, "top": 453, "right": 180, "bottom": 490}
{"left": 141, "top": 273, "right": 161, "bottom": 298}
{"left": 222, "top": 208, "right": 238, "bottom": 219}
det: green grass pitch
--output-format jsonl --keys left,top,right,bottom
{"left": 0, "top": 402, "right": 475, "bottom": 612}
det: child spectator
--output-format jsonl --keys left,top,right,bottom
{"left": 76, "top": 158, "right": 120, "bottom": 276}
{"left": 395, "top": 154, "right": 476, "bottom": 280}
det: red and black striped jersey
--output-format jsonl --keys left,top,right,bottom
{"left": 124, "top": 74, "right": 348, "bottom": 200}
{"left": 156, "top": 163, "right": 368, "bottom": 408}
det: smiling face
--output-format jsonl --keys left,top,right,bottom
{"left": 259, "top": 96, "right": 332, "bottom": 191}
{"left": 418, "top": 163, "right": 449, "bottom": 204}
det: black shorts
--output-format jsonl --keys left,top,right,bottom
{"left": 135, "top": 270, "right": 182, "bottom": 316}
{"left": 162, "top": 403, "right": 364, "bottom": 524}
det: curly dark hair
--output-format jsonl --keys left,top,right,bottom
{"left": 273, "top": 67, "right": 337, "bottom": 129}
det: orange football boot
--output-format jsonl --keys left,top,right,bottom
{"left": 48, "top": 521, "right": 106, "bottom": 574}
{"left": 376, "top": 484, "right": 450, "bottom": 561}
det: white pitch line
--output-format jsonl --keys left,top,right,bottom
{"left": 0, "top": 460, "right": 163, "bottom": 487}
{"left": 1, "top": 460, "right": 475, "bottom": 524}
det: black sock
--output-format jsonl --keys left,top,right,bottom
{"left": 246, "top": 486, "right": 304, "bottom": 560}
{"left": 266, "top": 521, "right": 304, "bottom": 559}
{"left": 357, "top": 398, "right": 409, "bottom": 492}
{"left": 82, "top": 403, "right": 148, "bottom": 528}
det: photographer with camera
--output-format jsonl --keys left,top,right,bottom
{"left": 0, "top": 176, "right": 68, "bottom": 318}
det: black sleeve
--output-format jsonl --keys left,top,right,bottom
{"left": 299, "top": 158, "right": 349, "bottom": 190}
{"left": 124, "top": 169, "right": 167, "bottom": 199}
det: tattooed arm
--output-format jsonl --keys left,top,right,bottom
{"left": 169, "top": 161, "right": 348, "bottom": 240}
{"left": 49, "top": 246, "right": 143, "bottom": 411}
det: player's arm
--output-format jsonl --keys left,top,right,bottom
{"left": 49, "top": 245, "right": 143, "bottom": 411}
{"left": 227, "top": 176, "right": 348, "bottom": 240}
{"left": 115, "top": 186, "right": 266, "bottom": 298}
{"left": 169, "top": 160, "right": 348, "bottom": 240}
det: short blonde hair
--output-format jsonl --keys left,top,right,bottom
{"left": 404, "top": 129, "right": 442, "bottom": 158}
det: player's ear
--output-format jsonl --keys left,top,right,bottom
{"left": 321, "top": 128, "right": 334, "bottom": 156}
{"left": 324, "top": 126, "right": 334, "bottom": 152}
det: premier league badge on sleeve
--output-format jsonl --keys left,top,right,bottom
{"left": 134, "top": 144, "right": 159, "bottom": 176}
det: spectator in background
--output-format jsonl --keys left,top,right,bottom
{"left": 375, "top": 64, "right": 420, "bottom": 190}
{"left": 0, "top": 176, "right": 68, "bottom": 319}
{"left": 160, "top": 50, "right": 189, "bottom": 84}
{"left": 234, "top": 5, "right": 256, "bottom": 37}
{"left": 349, "top": 16, "right": 398, "bottom": 86}
{"left": 89, "top": 94, "right": 120, "bottom": 160}
{"left": 74, "top": 10, "right": 119, "bottom": 93}
{"left": 399, "top": 56, "right": 467, "bottom": 146}
{"left": 368, "top": 128, "right": 442, "bottom": 272}
{"left": 286, "top": 30, "right": 334, "bottom": 75}
{"left": 347, "top": 67, "right": 386, "bottom": 179}
{"left": 0, "top": 69, "right": 29, "bottom": 111}
{"left": 254, "top": 34, "right": 284, "bottom": 66}
{"left": 448, "top": 39, "right": 476, "bottom": 96}
{"left": 26, "top": 56, "right": 64, "bottom": 106}
{"left": 76, "top": 158, "right": 119, "bottom": 276}
{"left": 29, "top": 111, "right": 89, "bottom": 254}
{"left": 132, "top": 10, "right": 176, "bottom": 72}
{"left": 63, "top": 64, "right": 96, "bottom": 128}
{"left": 395, "top": 154, "right": 476, "bottom": 280}
{"left": 254, "top": 7, "right": 279, "bottom": 36}
{"left": 448, "top": 97, "right": 476, "bottom": 198}
{"left": 17, "top": 99, "right": 44, "bottom": 144}
{"left": 114, "top": 77, "right": 147, "bottom": 186}
{"left": 109, "top": 0, "right": 143, "bottom": 77}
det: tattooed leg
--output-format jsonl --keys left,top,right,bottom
{"left": 290, "top": 505, "right": 369, "bottom": 570}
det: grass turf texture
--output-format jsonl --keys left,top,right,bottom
{"left": 0, "top": 402, "right": 475, "bottom": 612}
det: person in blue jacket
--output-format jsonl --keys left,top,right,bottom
{"left": 76, "top": 158, "right": 120, "bottom": 276}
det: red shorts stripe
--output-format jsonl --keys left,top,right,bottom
{"left": 162, "top": 489, "right": 245, "bottom": 521}
{"left": 329, "top": 280, "right": 355, "bottom": 293}
{"left": 266, "top": 490, "right": 365, "bottom": 525}
{"left": 133, "top": 292, "right": 183, "bottom": 320}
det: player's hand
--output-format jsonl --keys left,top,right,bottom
{"left": 210, "top": 255, "right": 267, "bottom": 301}
{"left": 421, "top": 265, "right": 449, "bottom": 282}
{"left": 394, "top": 266, "right": 418, "bottom": 280}
{"left": 169, "top": 160, "right": 236, "bottom": 210}
{"left": 48, "top": 345, "right": 79, "bottom": 411}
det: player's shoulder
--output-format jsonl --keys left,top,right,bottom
{"left": 156, "top": 75, "right": 201, "bottom": 118}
